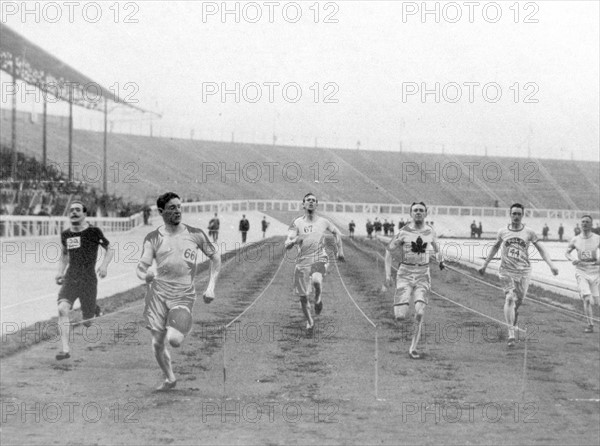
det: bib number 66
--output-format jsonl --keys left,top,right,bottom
{"left": 184, "top": 248, "right": 197, "bottom": 261}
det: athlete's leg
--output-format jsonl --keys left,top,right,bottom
{"left": 143, "top": 287, "right": 176, "bottom": 388}
{"left": 500, "top": 274, "right": 518, "bottom": 342}
{"left": 590, "top": 276, "right": 600, "bottom": 331}
{"left": 312, "top": 273, "right": 324, "bottom": 315}
{"left": 312, "top": 273, "right": 322, "bottom": 302}
{"left": 165, "top": 304, "right": 194, "bottom": 347}
{"left": 409, "top": 272, "right": 430, "bottom": 358}
{"left": 151, "top": 329, "right": 176, "bottom": 386}
{"left": 513, "top": 276, "right": 530, "bottom": 330}
{"left": 299, "top": 295, "right": 313, "bottom": 328}
{"left": 394, "top": 269, "right": 413, "bottom": 321}
{"left": 56, "top": 283, "right": 77, "bottom": 359}
{"left": 410, "top": 300, "right": 427, "bottom": 355}
{"left": 311, "top": 273, "right": 323, "bottom": 303}
{"left": 503, "top": 293, "right": 516, "bottom": 340}
{"left": 311, "top": 262, "right": 328, "bottom": 311}
{"left": 167, "top": 327, "right": 184, "bottom": 347}
{"left": 393, "top": 285, "right": 412, "bottom": 321}
{"left": 80, "top": 281, "right": 99, "bottom": 326}
{"left": 294, "top": 266, "right": 313, "bottom": 328}
{"left": 577, "top": 274, "right": 597, "bottom": 331}
{"left": 581, "top": 295, "right": 594, "bottom": 329}
{"left": 57, "top": 301, "right": 72, "bottom": 357}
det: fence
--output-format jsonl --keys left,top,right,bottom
{"left": 1, "top": 200, "right": 598, "bottom": 239}
{"left": 181, "top": 200, "right": 598, "bottom": 220}
{"left": 0, "top": 213, "right": 144, "bottom": 238}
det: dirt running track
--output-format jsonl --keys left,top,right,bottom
{"left": 1, "top": 237, "right": 599, "bottom": 445}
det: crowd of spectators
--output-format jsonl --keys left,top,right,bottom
{"left": 1, "top": 149, "right": 144, "bottom": 218}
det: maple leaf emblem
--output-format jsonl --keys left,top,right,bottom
{"left": 411, "top": 236, "right": 428, "bottom": 254}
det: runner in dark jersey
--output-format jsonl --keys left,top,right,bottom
{"left": 55, "top": 201, "right": 114, "bottom": 360}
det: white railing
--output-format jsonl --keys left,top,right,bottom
{"left": 0, "top": 213, "right": 144, "bottom": 238}
{"left": 180, "top": 200, "right": 599, "bottom": 220}
{"left": 2, "top": 200, "right": 598, "bottom": 239}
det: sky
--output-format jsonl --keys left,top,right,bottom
{"left": 1, "top": 1, "right": 599, "bottom": 160}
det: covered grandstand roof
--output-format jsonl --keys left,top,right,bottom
{"left": 0, "top": 24, "right": 147, "bottom": 113}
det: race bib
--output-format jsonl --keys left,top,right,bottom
{"left": 183, "top": 248, "right": 197, "bottom": 262}
{"left": 508, "top": 247, "right": 521, "bottom": 260}
{"left": 581, "top": 250, "right": 593, "bottom": 261}
{"left": 66, "top": 237, "right": 81, "bottom": 250}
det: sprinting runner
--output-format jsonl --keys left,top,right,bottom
{"left": 385, "top": 201, "right": 444, "bottom": 359}
{"left": 285, "top": 193, "right": 344, "bottom": 330}
{"left": 137, "top": 192, "right": 221, "bottom": 391}
{"left": 479, "top": 203, "right": 558, "bottom": 347}
{"left": 566, "top": 215, "right": 600, "bottom": 333}
{"left": 55, "top": 200, "right": 114, "bottom": 360}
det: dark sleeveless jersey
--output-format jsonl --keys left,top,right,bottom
{"left": 61, "top": 226, "right": 110, "bottom": 279}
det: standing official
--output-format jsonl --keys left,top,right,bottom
{"left": 239, "top": 214, "right": 250, "bottom": 243}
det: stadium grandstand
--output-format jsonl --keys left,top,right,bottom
{"left": 1, "top": 23, "right": 598, "bottom": 236}
{"left": 2, "top": 108, "right": 598, "bottom": 208}
{"left": 0, "top": 23, "right": 157, "bottom": 218}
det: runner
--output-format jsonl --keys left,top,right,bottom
{"left": 137, "top": 192, "right": 221, "bottom": 390}
{"left": 285, "top": 193, "right": 344, "bottom": 330}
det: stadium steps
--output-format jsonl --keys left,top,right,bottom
{"left": 1, "top": 113, "right": 597, "bottom": 211}
{"left": 533, "top": 158, "right": 580, "bottom": 210}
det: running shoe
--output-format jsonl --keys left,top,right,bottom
{"left": 156, "top": 379, "right": 177, "bottom": 391}
{"left": 55, "top": 351, "right": 71, "bottom": 360}
{"left": 315, "top": 300, "right": 323, "bottom": 315}
{"left": 584, "top": 325, "right": 594, "bottom": 333}
{"left": 507, "top": 338, "right": 516, "bottom": 347}
{"left": 408, "top": 350, "right": 421, "bottom": 360}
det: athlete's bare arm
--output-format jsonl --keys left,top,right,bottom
{"left": 533, "top": 240, "right": 559, "bottom": 276}
{"left": 284, "top": 227, "right": 299, "bottom": 250}
{"left": 330, "top": 225, "right": 345, "bottom": 261}
{"left": 384, "top": 236, "right": 401, "bottom": 285}
{"left": 432, "top": 240, "right": 445, "bottom": 270}
{"left": 97, "top": 242, "right": 115, "bottom": 278}
{"left": 478, "top": 239, "right": 502, "bottom": 275}
{"left": 565, "top": 239, "right": 579, "bottom": 265}
{"left": 55, "top": 247, "right": 69, "bottom": 285}
{"left": 587, "top": 239, "right": 600, "bottom": 266}
{"left": 136, "top": 261, "right": 155, "bottom": 284}
{"left": 384, "top": 250, "right": 394, "bottom": 286}
{"left": 202, "top": 244, "right": 221, "bottom": 304}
